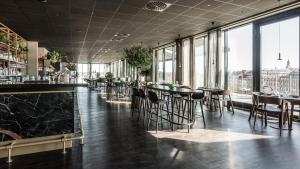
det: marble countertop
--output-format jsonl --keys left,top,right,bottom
{"left": 0, "top": 83, "right": 86, "bottom": 92}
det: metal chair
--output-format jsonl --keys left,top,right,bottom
{"left": 131, "top": 88, "right": 140, "bottom": 119}
{"left": 139, "top": 89, "right": 148, "bottom": 124}
{"left": 147, "top": 90, "right": 171, "bottom": 133}
{"left": 190, "top": 92, "right": 206, "bottom": 127}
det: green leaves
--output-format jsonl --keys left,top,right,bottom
{"left": 0, "top": 32, "right": 8, "bottom": 44}
{"left": 124, "top": 45, "right": 153, "bottom": 71}
{"left": 105, "top": 72, "right": 113, "bottom": 80}
{"left": 46, "top": 50, "right": 62, "bottom": 61}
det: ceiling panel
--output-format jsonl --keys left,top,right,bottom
{"left": 0, "top": 0, "right": 298, "bottom": 63}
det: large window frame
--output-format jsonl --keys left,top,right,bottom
{"left": 253, "top": 9, "right": 300, "bottom": 95}
{"left": 154, "top": 45, "right": 176, "bottom": 84}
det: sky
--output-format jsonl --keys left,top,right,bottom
{"left": 228, "top": 16, "right": 299, "bottom": 71}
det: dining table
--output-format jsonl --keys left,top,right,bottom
{"left": 147, "top": 84, "right": 200, "bottom": 132}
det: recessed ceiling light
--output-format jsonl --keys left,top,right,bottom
{"left": 145, "top": 1, "right": 171, "bottom": 12}
{"left": 38, "top": 0, "right": 47, "bottom": 2}
{"left": 207, "top": 4, "right": 211, "bottom": 7}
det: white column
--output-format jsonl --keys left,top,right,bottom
{"left": 27, "top": 41, "right": 39, "bottom": 77}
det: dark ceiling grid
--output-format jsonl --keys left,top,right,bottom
{"left": 92, "top": 0, "right": 181, "bottom": 63}
{"left": 87, "top": 0, "right": 127, "bottom": 63}
{"left": 0, "top": 0, "right": 298, "bottom": 63}
{"left": 78, "top": 0, "right": 97, "bottom": 62}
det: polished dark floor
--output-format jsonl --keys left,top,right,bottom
{"left": 1, "top": 87, "right": 300, "bottom": 169}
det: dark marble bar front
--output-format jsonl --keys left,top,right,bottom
{"left": 0, "top": 83, "right": 81, "bottom": 141}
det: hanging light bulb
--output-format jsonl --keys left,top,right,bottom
{"left": 212, "top": 33, "right": 215, "bottom": 64}
{"left": 277, "top": 0, "right": 282, "bottom": 61}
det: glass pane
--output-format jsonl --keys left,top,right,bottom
{"left": 260, "top": 17, "right": 299, "bottom": 95}
{"left": 209, "top": 32, "right": 217, "bottom": 87}
{"left": 183, "top": 39, "right": 190, "bottom": 86}
{"left": 157, "top": 49, "right": 164, "bottom": 83}
{"left": 165, "top": 46, "right": 173, "bottom": 83}
{"left": 227, "top": 24, "right": 253, "bottom": 98}
{"left": 194, "top": 37, "right": 205, "bottom": 88}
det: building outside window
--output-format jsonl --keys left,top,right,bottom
{"left": 224, "top": 24, "right": 253, "bottom": 102}
{"left": 260, "top": 17, "right": 299, "bottom": 95}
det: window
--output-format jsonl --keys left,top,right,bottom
{"left": 77, "top": 64, "right": 89, "bottom": 83}
{"left": 157, "top": 49, "right": 164, "bottom": 83}
{"left": 182, "top": 39, "right": 190, "bottom": 86}
{"left": 260, "top": 17, "right": 299, "bottom": 95}
{"left": 194, "top": 37, "right": 206, "bottom": 88}
{"left": 209, "top": 32, "right": 217, "bottom": 87}
{"left": 225, "top": 24, "right": 253, "bottom": 99}
{"left": 165, "top": 46, "right": 176, "bottom": 83}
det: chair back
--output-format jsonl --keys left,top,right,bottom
{"left": 139, "top": 89, "right": 146, "bottom": 98}
{"left": 178, "top": 85, "right": 191, "bottom": 89}
{"left": 262, "top": 86, "right": 273, "bottom": 94}
{"left": 287, "top": 98, "right": 300, "bottom": 106}
{"left": 192, "top": 92, "right": 204, "bottom": 100}
{"left": 132, "top": 88, "right": 140, "bottom": 97}
{"left": 148, "top": 91, "right": 159, "bottom": 103}
{"left": 257, "top": 95, "right": 282, "bottom": 106}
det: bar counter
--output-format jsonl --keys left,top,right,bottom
{"left": 0, "top": 83, "right": 84, "bottom": 159}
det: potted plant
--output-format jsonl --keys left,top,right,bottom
{"left": 167, "top": 83, "right": 174, "bottom": 91}
{"left": 105, "top": 72, "right": 113, "bottom": 82}
{"left": 46, "top": 50, "right": 62, "bottom": 62}
{"left": 0, "top": 32, "right": 8, "bottom": 44}
{"left": 124, "top": 45, "right": 153, "bottom": 86}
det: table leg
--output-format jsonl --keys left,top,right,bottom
{"left": 187, "top": 95, "right": 191, "bottom": 133}
{"left": 171, "top": 94, "right": 174, "bottom": 131}
{"left": 209, "top": 92, "right": 213, "bottom": 111}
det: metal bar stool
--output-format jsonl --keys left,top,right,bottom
{"left": 147, "top": 91, "right": 171, "bottom": 133}
{"left": 139, "top": 89, "right": 148, "bottom": 124}
{"left": 131, "top": 88, "right": 141, "bottom": 119}
{"left": 190, "top": 92, "right": 206, "bottom": 127}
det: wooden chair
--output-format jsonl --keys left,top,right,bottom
{"left": 253, "top": 95, "right": 285, "bottom": 134}
{"left": 211, "top": 90, "right": 234, "bottom": 115}
{"left": 285, "top": 98, "right": 300, "bottom": 130}
{"left": 249, "top": 92, "right": 262, "bottom": 121}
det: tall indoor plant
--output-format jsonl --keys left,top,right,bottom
{"left": 124, "top": 45, "right": 152, "bottom": 86}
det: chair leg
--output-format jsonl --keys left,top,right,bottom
{"left": 249, "top": 106, "right": 254, "bottom": 121}
{"left": 181, "top": 100, "right": 187, "bottom": 123}
{"left": 156, "top": 105, "right": 159, "bottom": 134}
{"left": 279, "top": 112, "right": 282, "bottom": 135}
{"left": 230, "top": 98, "right": 235, "bottom": 114}
{"left": 264, "top": 112, "right": 268, "bottom": 127}
{"left": 200, "top": 100, "right": 206, "bottom": 127}
{"left": 218, "top": 100, "right": 222, "bottom": 115}
{"left": 147, "top": 103, "right": 153, "bottom": 130}
{"left": 253, "top": 110, "right": 258, "bottom": 128}
{"left": 160, "top": 105, "right": 163, "bottom": 128}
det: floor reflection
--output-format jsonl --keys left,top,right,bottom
{"left": 148, "top": 129, "right": 273, "bottom": 143}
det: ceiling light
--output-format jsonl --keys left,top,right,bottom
{"left": 111, "top": 33, "right": 130, "bottom": 42}
{"left": 38, "top": 0, "right": 47, "bottom": 2}
{"left": 145, "top": 1, "right": 171, "bottom": 12}
{"left": 207, "top": 4, "right": 211, "bottom": 7}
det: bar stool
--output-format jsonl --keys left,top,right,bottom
{"left": 174, "top": 86, "right": 191, "bottom": 123}
{"left": 139, "top": 89, "right": 148, "bottom": 124}
{"left": 190, "top": 92, "right": 206, "bottom": 127}
{"left": 147, "top": 91, "right": 170, "bottom": 133}
{"left": 131, "top": 88, "right": 140, "bottom": 119}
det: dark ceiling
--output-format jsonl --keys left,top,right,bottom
{"left": 0, "top": 0, "right": 297, "bottom": 63}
